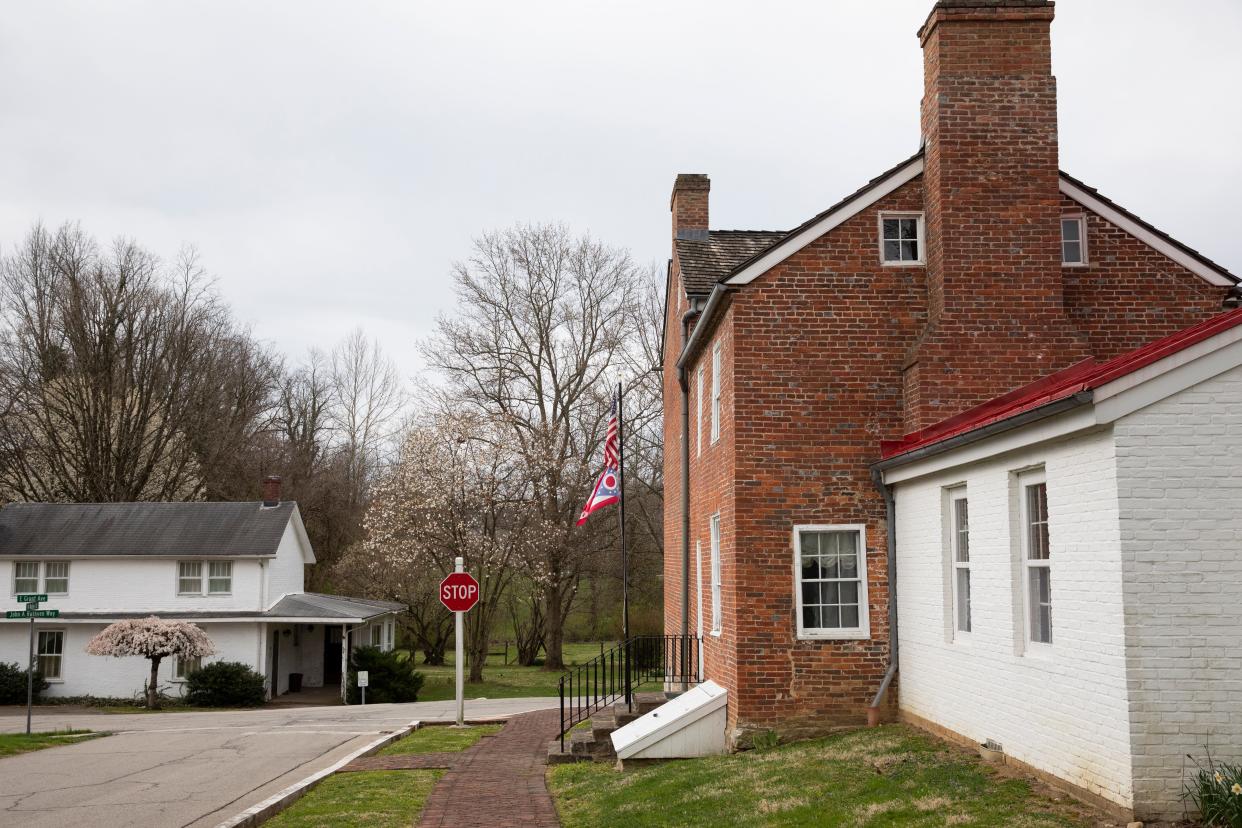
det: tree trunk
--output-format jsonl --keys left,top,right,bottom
{"left": 147, "top": 656, "right": 162, "bottom": 709}
{"left": 543, "top": 584, "right": 565, "bottom": 671}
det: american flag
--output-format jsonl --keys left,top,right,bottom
{"left": 576, "top": 397, "right": 621, "bottom": 526}
{"left": 602, "top": 398, "right": 619, "bottom": 468}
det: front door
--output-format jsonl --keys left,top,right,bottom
{"left": 324, "top": 626, "right": 342, "bottom": 684}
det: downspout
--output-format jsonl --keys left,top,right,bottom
{"left": 868, "top": 466, "right": 898, "bottom": 726}
{"left": 679, "top": 305, "right": 698, "bottom": 648}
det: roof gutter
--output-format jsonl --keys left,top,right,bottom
{"left": 676, "top": 284, "right": 732, "bottom": 371}
{"left": 873, "top": 391, "right": 1095, "bottom": 475}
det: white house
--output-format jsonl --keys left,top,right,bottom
{"left": 875, "top": 309, "right": 1242, "bottom": 820}
{"left": 0, "top": 479, "right": 402, "bottom": 703}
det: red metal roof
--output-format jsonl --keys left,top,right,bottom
{"left": 879, "top": 309, "right": 1242, "bottom": 460}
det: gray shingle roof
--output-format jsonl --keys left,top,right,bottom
{"left": 675, "top": 231, "right": 785, "bottom": 294}
{"left": 266, "top": 592, "right": 405, "bottom": 620}
{"left": 0, "top": 502, "right": 297, "bottom": 557}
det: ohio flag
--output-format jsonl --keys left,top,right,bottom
{"left": 576, "top": 399, "right": 620, "bottom": 526}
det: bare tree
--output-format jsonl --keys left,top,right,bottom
{"left": 330, "top": 328, "right": 403, "bottom": 504}
{"left": 0, "top": 223, "right": 278, "bottom": 503}
{"left": 422, "top": 223, "right": 644, "bottom": 670}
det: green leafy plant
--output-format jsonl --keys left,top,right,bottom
{"left": 184, "top": 661, "right": 267, "bottom": 707}
{"left": 0, "top": 661, "right": 47, "bottom": 705}
{"left": 1184, "top": 751, "right": 1242, "bottom": 827}
{"left": 347, "top": 646, "right": 424, "bottom": 704}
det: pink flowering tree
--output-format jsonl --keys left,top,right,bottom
{"left": 85, "top": 617, "right": 216, "bottom": 708}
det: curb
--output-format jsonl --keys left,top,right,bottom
{"left": 213, "top": 719, "right": 421, "bottom": 828}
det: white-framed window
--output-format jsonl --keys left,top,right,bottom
{"left": 696, "top": 365, "right": 705, "bottom": 457}
{"left": 43, "top": 561, "right": 70, "bottom": 595}
{"left": 207, "top": 561, "right": 232, "bottom": 595}
{"left": 177, "top": 561, "right": 203, "bottom": 595}
{"left": 793, "top": 524, "right": 870, "bottom": 639}
{"left": 947, "top": 488, "right": 971, "bottom": 636}
{"left": 12, "top": 561, "right": 70, "bottom": 596}
{"left": 37, "top": 629, "right": 64, "bottom": 680}
{"left": 879, "top": 212, "right": 925, "bottom": 265}
{"left": 709, "top": 514, "right": 722, "bottom": 635}
{"left": 710, "top": 341, "right": 722, "bottom": 444}
{"left": 370, "top": 624, "right": 383, "bottom": 647}
{"left": 385, "top": 620, "right": 395, "bottom": 651}
{"left": 1061, "top": 215, "right": 1087, "bottom": 265}
{"left": 695, "top": 540, "right": 704, "bottom": 639}
{"left": 14, "top": 561, "right": 40, "bottom": 595}
{"left": 173, "top": 655, "right": 202, "bottom": 680}
{"left": 178, "top": 560, "right": 232, "bottom": 595}
{"left": 1018, "top": 468, "right": 1052, "bottom": 646}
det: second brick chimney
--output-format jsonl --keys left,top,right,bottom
{"left": 671, "top": 174, "right": 710, "bottom": 242}
{"left": 904, "top": 0, "right": 1090, "bottom": 429}
{"left": 262, "top": 475, "right": 282, "bottom": 507}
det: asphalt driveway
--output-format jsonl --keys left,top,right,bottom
{"left": 0, "top": 698, "right": 557, "bottom": 828}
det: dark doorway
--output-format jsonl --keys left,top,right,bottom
{"left": 271, "top": 630, "right": 281, "bottom": 695}
{"left": 324, "top": 626, "right": 342, "bottom": 684}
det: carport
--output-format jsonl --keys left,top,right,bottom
{"left": 260, "top": 593, "right": 403, "bottom": 703}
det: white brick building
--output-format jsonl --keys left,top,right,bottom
{"left": 0, "top": 481, "right": 401, "bottom": 703}
{"left": 876, "top": 310, "right": 1242, "bottom": 819}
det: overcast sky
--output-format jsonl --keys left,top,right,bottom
{"left": 2, "top": 1, "right": 1238, "bottom": 381}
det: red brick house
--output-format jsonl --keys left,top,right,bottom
{"left": 661, "top": 0, "right": 1237, "bottom": 751}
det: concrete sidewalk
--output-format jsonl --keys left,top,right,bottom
{"left": 0, "top": 697, "right": 557, "bottom": 828}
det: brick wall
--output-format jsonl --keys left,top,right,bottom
{"left": 893, "top": 428, "right": 1135, "bottom": 811}
{"left": 1114, "top": 364, "right": 1242, "bottom": 819}
{"left": 1062, "top": 195, "right": 1229, "bottom": 359}
{"left": 719, "top": 181, "right": 928, "bottom": 740}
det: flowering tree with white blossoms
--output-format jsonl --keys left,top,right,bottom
{"left": 85, "top": 616, "right": 216, "bottom": 708}
{"left": 358, "top": 407, "right": 549, "bottom": 682}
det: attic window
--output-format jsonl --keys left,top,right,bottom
{"left": 880, "top": 213, "right": 924, "bottom": 265}
{"left": 1061, "top": 215, "right": 1087, "bottom": 265}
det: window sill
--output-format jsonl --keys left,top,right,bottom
{"left": 880, "top": 260, "right": 925, "bottom": 268}
{"left": 1061, "top": 262, "right": 1089, "bottom": 268}
{"left": 43, "top": 678, "right": 64, "bottom": 684}
{"left": 796, "top": 629, "right": 870, "bottom": 641}
{"left": 709, "top": 629, "right": 722, "bottom": 638}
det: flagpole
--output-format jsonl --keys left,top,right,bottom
{"left": 616, "top": 381, "right": 630, "bottom": 706}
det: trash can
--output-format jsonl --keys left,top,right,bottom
{"left": 288, "top": 672, "right": 303, "bottom": 693}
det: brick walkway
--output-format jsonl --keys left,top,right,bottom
{"left": 417, "top": 708, "right": 562, "bottom": 827}
{"left": 342, "top": 751, "right": 461, "bottom": 771}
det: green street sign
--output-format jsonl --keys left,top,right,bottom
{"left": 16, "top": 594, "right": 47, "bottom": 604}
{"left": 6, "top": 611, "right": 30, "bottom": 619}
{"left": 5, "top": 609, "right": 58, "bottom": 619}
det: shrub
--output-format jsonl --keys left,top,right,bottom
{"left": 184, "top": 661, "right": 267, "bottom": 707}
{"left": 1184, "top": 752, "right": 1242, "bottom": 827}
{"left": 347, "top": 646, "right": 424, "bottom": 704}
{"left": 0, "top": 661, "right": 47, "bottom": 704}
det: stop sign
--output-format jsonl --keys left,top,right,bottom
{"left": 439, "top": 572, "right": 480, "bottom": 612}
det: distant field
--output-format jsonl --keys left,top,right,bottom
{"left": 404, "top": 641, "right": 609, "bottom": 701}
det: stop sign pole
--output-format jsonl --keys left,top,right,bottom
{"left": 453, "top": 557, "right": 465, "bottom": 726}
{"left": 440, "top": 558, "right": 480, "bottom": 726}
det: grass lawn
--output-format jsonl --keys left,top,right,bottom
{"left": 263, "top": 770, "right": 442, "bottom": 828}
{"left": 0, "top": 730, "right": 102, "bottom": 758}
{"left": 378, "top": 723, "right": 503, "bottom": 755}
{"left": 410, "top": 641, "right": 607, "bottom": 701}
{"left": 549, "top": 724, "right": 1105, "bottom": 828}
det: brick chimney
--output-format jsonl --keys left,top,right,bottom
{"left": 262, "top": 475, "right": 282, "bottom": 507}
{"left": 904, "top": 0, "right": 1090, "bottom": 430}
{"left": 671, "top": 174, "right": 710, "bottom": 242}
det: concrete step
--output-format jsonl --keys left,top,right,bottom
{"left": 546, "top": 740, "right": 589, "bottom": 765}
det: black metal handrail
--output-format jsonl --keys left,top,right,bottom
{"left": 557, "top": 635, "right": 701, "bottom": 751}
